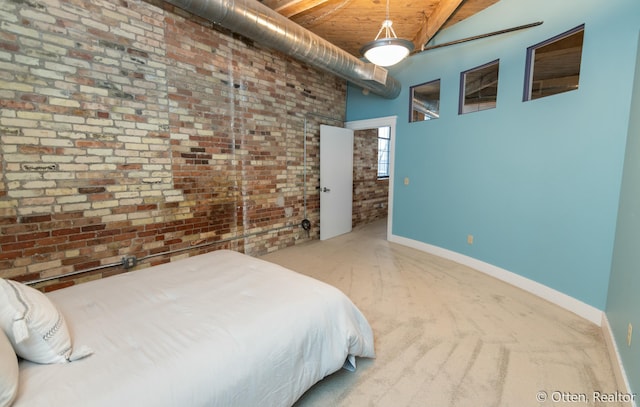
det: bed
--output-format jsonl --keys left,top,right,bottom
{"left": 0, "top": 250, "right": 375, "bottom": 407}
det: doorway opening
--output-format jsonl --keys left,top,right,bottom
{"left": 346, "top": 116, "right": 397, "bottom": 241}
{"left": 352, "top": 126, "right": 390, "bottom": 228}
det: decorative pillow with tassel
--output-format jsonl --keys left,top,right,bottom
{"left": 0, "top": 278, "right": 91, "bottom": 364}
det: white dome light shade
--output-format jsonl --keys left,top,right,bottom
{"left": 360, "top": 38, "right": 414, "bottom": 67}
{"left": 360, "top": 17, "right": 414, "bottom": 67}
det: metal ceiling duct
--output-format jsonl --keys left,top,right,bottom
{"left": 163, "top": 0, "right": 402, "bottom": 99}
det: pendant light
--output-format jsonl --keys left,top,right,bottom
{"left": 359, "top": 0, "right": 414, "bottom": 67}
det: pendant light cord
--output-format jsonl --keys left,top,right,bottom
{"left": 373, "top": 0, "right": 398, "bottom": 40}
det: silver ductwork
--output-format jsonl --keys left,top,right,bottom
{"left": 164, "top": 0, "right": 402, "bottom": 99}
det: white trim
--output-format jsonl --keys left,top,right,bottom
{"left": 601, "top": 315, "right": 636, "bottom": 405}
{"left": 346, "top": 116, "right": 397, "bottom": 242}
{"left": 389, "top": 233, "right": 604, "bottom": 326}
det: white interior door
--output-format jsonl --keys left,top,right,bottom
{"left": 320, "top": 124, "right": 354, "bottom": 240}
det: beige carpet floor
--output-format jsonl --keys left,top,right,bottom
{"left": 260, "top": 219, "right": 628, "bottom": 407}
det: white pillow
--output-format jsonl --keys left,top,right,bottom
{"left": 0, "top": 278, "right": 72, "bottom": 364}
{"left": 0, "top": 328, "right": 19, "bottom": 407}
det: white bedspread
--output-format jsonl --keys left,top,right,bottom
{"left": 14, "top": 250, "right": 375, "bottom": 407}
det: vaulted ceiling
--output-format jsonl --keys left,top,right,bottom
{"left": 260, "top": 0, "right": 500, "bottom": 57}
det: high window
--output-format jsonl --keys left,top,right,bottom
{"left": 524, "top": 25, "right": 584, "bottom": 101}
{"left": 377, "top": 126, "right": 391, "bottom": 179}
{"left": 410, "top": 79, "right": 441, "bottom": 122}
{"left": 459, "top": 60, "right": 500, "bottom": 114}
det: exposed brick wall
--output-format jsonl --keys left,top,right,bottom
{"left": 0, "top": 0, "right": 346, "bottom": 289}
{"left": 353, "top": 128, "right": 388, "bottom": 227}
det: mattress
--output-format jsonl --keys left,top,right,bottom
{"left": 13, "top": 250, "right": 375, "bottom": 407}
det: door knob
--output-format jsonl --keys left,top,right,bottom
{"left": 321, "top": 187, "right": 331, "bottom": 192}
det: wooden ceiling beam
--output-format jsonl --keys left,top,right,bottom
{"left": 261, "top": 0, "right": 329, "bottom": 18}
{"left": 412, "top": 0, "right": 465, "bottom": 51}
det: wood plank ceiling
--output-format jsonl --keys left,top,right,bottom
{"left": 259, "top": 0, "right": 500, "bottom": 57}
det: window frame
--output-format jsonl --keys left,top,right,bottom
{"left": 459, "top": 59, "right": 500, "bottom": 115}
{"left": 377, "top": 126, "right": 391, "bottom": 180}
{"left": 409, "top": 79, "right": 441, "bottom": 123}
{"left": 523, "top": 24, "right": 585, "bottom": 101}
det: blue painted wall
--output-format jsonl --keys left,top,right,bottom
{"left": 347, "top": 0, "right": 640, "bottom": 393}
{"left": 347, "top": 0, "right": 639, "bottom": 310}
{"left": 608, "top": 31, "right": 640, "bottom": 397}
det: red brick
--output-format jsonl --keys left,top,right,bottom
{"left": 52, "top": 228, "right": 81, "bottom": 237}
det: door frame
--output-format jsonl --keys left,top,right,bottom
{"left": 345, "top": 115, "right": 397, "bottom": 241}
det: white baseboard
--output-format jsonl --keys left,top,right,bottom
{"left": 389, "top": 234, "right": 603, "bottom": 325}
{"left": 601, "top": 315, "right": 636, "bottom": 406}
{"left": 602, "top": 313, "right": 637, "bottom": 407}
